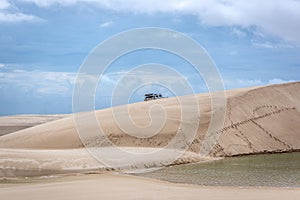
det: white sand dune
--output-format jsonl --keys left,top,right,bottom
{"left": 0, "top": 114, "right": 69, "bottom": 136}
{"left": 0, "top": 82, "right": 299, "bottom": 176}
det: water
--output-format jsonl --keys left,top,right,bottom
{"left": 137, "top": 152, "right": 300, "bottom": 187}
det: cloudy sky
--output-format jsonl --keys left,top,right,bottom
{"left": 0, "top": 0, "right": 300, "bottom": 115}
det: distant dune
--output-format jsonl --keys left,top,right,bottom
{"left": 0, "top": 114, "right": 69, "bottom": 136}
{"left": 0, "top": 82, "right": 299, "bottom": 176}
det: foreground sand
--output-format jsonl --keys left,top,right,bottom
{"left": 1, "top": 173, "right": 299, "bottom": 200}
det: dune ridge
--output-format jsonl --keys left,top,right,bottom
{"left": 0, "top": 82, "right": 299, "bottom": 176}
{"left": 0, "top": 114, "right": 69, "bottom": 136}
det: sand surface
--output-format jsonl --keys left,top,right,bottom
{"left": 0, "top": 82, "right": 299, "bottom": 175}
{"left": 0, "top": 82, "right": 299, "bottom": 199}
{"left": 0, "top": 114, "right": 69, "bottom": 136}
{"left": 1, "top": 173, "right": 299, "bottom": 200}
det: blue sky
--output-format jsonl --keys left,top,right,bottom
{"left": 0, "top": 0, "right": 300, "bottom": 115}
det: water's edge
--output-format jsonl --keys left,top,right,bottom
{"left": 133, "top": 152, "right": 300, "bottom": 188}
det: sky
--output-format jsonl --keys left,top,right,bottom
{"left": 0, "top": 0, "right": 300, "bottom": 115}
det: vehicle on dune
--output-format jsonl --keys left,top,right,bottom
{"left": 144, "top": 93, "right": 167, "bottom": 101}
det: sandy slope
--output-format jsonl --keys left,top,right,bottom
{"left": 214, "top": 82, "right": 300, "bottom": 156}
{"left": 0, "top": 82, "right": 299, "bottom": 175}
{"left": 1, "top": 173, "right": 299, "bottom": 200}
{"left": 0, "top": 114, "right": 69, "bottom": 136}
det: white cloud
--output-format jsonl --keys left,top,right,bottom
{"left": 0, "top": 63, "right": 5, "bottom": 68}
{"left": 21, "top": 0, "right": 300, "bottom": 43}
{"left": 0, "top": 67, "right": 190, "bottom": 111}
{"left": 0, "top": 69, "right": 143, "bottom": 96}
{"left": 231, "top": 28, "right": 246, "bottom": 38}
{"left": 267, "top": 78, "right": 296, "bottom": 85}
{"left": 0, "top": 12, "right": 42, "bottom": 23}
{"left": 100, "top": 20, "right": 113, "bottom": 28}
{"left": 0, "top": 0, "right": 10, "bottom": 9}
{"left": 252, "top": 40, "right": 294, "bottom": 49}
{"left": 0, "top": 70, "right": 76, "bottom": 95}
{"left": 252, "top": 42, "right": 274, "bottom": 49}
{"left": 224, "top": 78, "right": 298, "bottom": 89}
{"left": 20, "top": 0, "right": 77, "bottom": 7}
{"left": 0, "top": 0, "right": 42, "bottom": 23}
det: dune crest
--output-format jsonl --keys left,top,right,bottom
{"left": 0, "top": 82, "right": 299, "bottom": 176}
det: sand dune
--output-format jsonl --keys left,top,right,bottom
{"left": 0, "top": 82, "right": 299, "bottom": 176}
{"left": 0, "top": 114, "right": 69, "bottom": 136}
{"left": 214, "top": 82, "right": 300, "bottom": 156}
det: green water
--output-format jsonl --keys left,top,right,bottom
{"left": 138, "top": 152, "right": 300, "bottom": 187}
